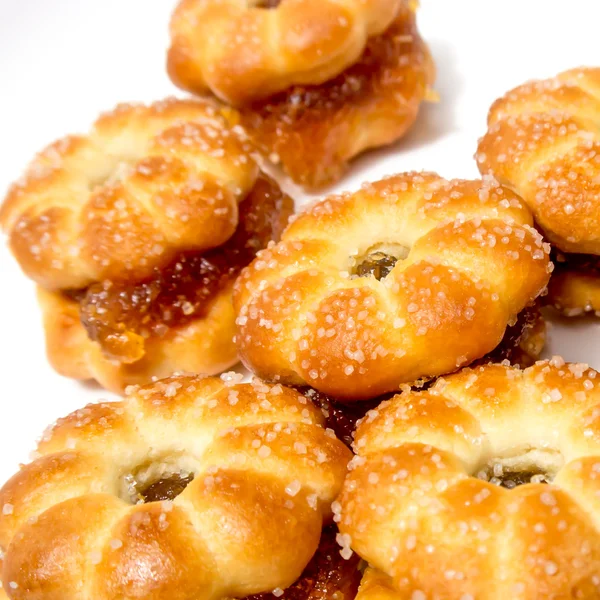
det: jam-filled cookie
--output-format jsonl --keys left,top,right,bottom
{"left": 0, "top": 375, "right": 357, "bottom": 600}
{"left": 0, "top": 98, "right": 293, "bottom": 391}
{"left": 477, "top": 67, "right": 600, "bottom": 316}
{"left": 234, "top": 172, "right": 551, "bottom": 400}
{"left": 168, "top": 0, "right": 435, "bottom": 189}
{"left": 168, "top": 0, "right": 404, "bottom": 105}
{"left": 338, "top": 359, "right": 600, "bottom": 598}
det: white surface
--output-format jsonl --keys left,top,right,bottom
{"left": 0, "top": 0, "right": 599, "bottom": 483}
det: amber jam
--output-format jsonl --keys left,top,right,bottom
{"left": 354, "top": 252, "right": 399, "bottom": 280}
{"left": 476, "top": 303, "right": 543, "bottom": 367}
{"left": 553, "top": 251, "right": 600, "bottom": 275}
{"left": 77, "top": 174, "right": 293, "bottom": 362}
{"left": 250, "top": 0, "right": 282, "bottom": 7}
{"left": 138, "top": 473, "right": 194, "bottom": 503}
{"left": 479, "top": 465, "right": 551, "bottom": 490}
{"left": 245, "top": 526, "right": 361, "bottom": 600}
{"left": 302, "top": 388, "right": 380, "bottom": 448}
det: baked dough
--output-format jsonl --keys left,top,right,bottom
{"left": 0, "top": 98, "right": 257, "bottom": 290}
{"left": 477, "top": 67, "right": 600, "bottom": 254}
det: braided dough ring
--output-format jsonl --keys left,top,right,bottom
{"left": 167, "top": 0, "right": 404, "bottom": 105}
{"left": 238, "top": 1, "right": 434, "bottom": 190}
{"left": 0, "top": 98, "right": 258, "bottom": 290}
{"left": 0, "top": 375, "right": 351, "bottom": 599}
{"left": 477, "top": 67, "right": 600, "bottom": 254}
{"left": 338, "top": 360, "right": 600, "bottom": 598}
{"left": 476, "top": 68, "right": 600, "bottom": 316}
{"left": 234, "top": 173, "right": 552, "bottom": 400}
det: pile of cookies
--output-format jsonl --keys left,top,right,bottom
{"left": 1, "top": 1, "right": 600, "bottom": 598}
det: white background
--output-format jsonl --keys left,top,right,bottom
{"left": 0, "top": 0, "right": 599, "bottom": 484}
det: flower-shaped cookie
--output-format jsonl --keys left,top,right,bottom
{"left": 234, "top": 173, "right": 551, "bottom": 400}
{"left": 0, "top": 375, "right": 351, "bottom": 599}
{"left": 338, "top": 360, "right": 600, "bottom": 598}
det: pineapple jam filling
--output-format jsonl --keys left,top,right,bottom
{"left": 121, "top": 456, "right": 196, "bottom": 504}
{"left": 553, "top": 250, "right": 600, "bottom": 276}
{"left": 249, "top": 0, "right": 282, "bottom": 7}
{"left": 352, "top": 244, "right": 410, "bottom": 280}
{"left": 245, "top": 526, "right": 361, "bottom": 600}
{"left": 303, "top": 388, "right": 381, "bottom": 448}
{"left": 474, "top": 303, "right": 544, "bottom": 367}
{"left": 237, "top": 10, "right": 432, "bottom": 189}
{"left": 74, "top": 174, "right": 292, "bottom": 363}
{"left": 138, "top": 473, "right": 194, "bottom": 502}
{"left": 476, "top": 450, "right": 562, "bottom": 490}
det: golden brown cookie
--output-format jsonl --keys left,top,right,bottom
{"left": 0, "top": 98, "right": 257, "bottom": 290}
{"left": 338, "top": 359, "right": 600, "bottom": 598}
{"left": 0, "top": 98, "right": 293, "bottom": 391}
{"left": 0, "top": 375, "right": 352, "bottom": 600}
{"left": 476, "top": 67, "right": 600, "bottom": 316}
{"left": 234, "top": 173, "right": 551, "bottom": 400}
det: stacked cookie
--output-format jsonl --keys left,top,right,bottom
{"left": 0, "top": 98, "right": 293, "bottom": 391}
{"left": 168, "top": 0, "right": 435, "bottom": 188}
{"left": 1, "top": 2, "right": 600, "bottom": 599}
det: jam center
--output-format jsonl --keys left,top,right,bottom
{"left": 478, "top": 460, "right": 554, "bottom": 490}
{"left": 302, "top": 387, "right": 380, "bottom": 448}
{"left": 489, "top": 468, "right": 550, "bottom": 490}
{"left": 355, "top": 252, "right": 398, "bottom": 280}
{"left": 249, "top": 0, "right": 282, "bottom": 8}
{"left": 137, "top": 473, "right": 194, "bottom": 503}
{"left": 353, "top": 244, "right": 410, "bottom": 281}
